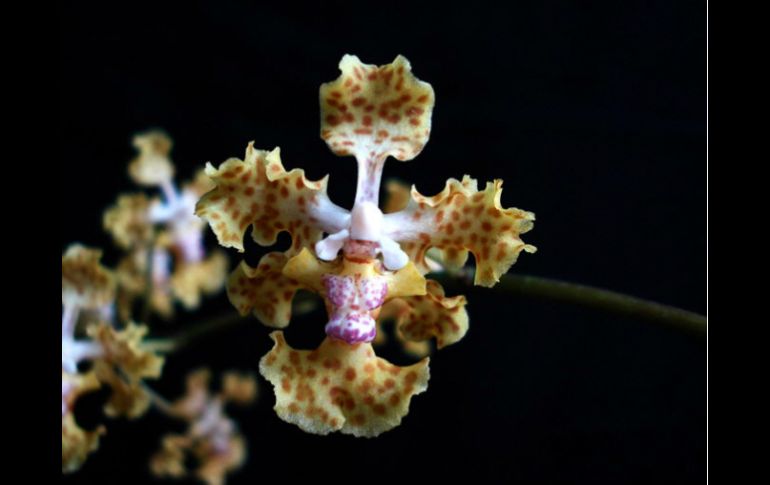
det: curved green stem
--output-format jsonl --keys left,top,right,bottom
{"left": 435, "top": 271, "right": 706, "bottom": 337}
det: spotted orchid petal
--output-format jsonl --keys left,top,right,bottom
{"left": 196, "top": 143, "right": 349, "bottom": 253}
{"left": 62, "top": 245, "right": 117, "bottom": 310}
{"left": 62, "top": 370, "right": 105, "bottom": 473}
{"left": 226, "top": 252, "right": 311, "bottom": 328}
{"left": 320, "top": 54, "right": 435, "bottom": 204}
{"left": 260, "top": 331, "right": 429, "bottom": 437}
{"left": 129, "top": 130, "right": 175, "bottom": 187}
{"left": 314, "top": 55, "right": 435, "bottom": 268}
{"left": 383, "top": 279, "right": 469, "bottom": 349}
{"left": 383, "top": 176, "right": 537, "bottom": 286}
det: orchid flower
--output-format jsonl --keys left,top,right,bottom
{"left": 150, "top": 369, "right": 257, "bottom": 485}
{"left": 195, "top": 55, "right": 536, "bottom": 437}
{"left": 62, "top": 244, "right": 165, "bottom": 472}
{"left": 104, "top": 132, "right": 228, "bottom": 319}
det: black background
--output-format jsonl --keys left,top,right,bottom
{"left": 60, "top": 1, "right": 706, "bottom": 483}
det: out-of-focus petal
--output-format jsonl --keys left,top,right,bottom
{"left": 196, "top": 143, "right": 349, "bottom": 252}
{"left": 383, "top": 176, "right": 536, "bottom": 286}
{"left": 87, "top": 322, "right": 164, "bottom": 418}
{"left": 171, "top": 251, "right": 229, "bottom": 310}
{"left": 151, "top": 369, "right": 252, "bottom": 485}
{"left": 383, "top": 179, "right": 412, "bottom": 213}
{"left": 62, "top": 244, "right": 117, "bottom": 309}
{"left": 62, "top": 370, "right": 105, "bottom": 473}
{"left": 170, "top": 368, "right": 212, "bottom": 420}
{"left": 259, "top": 331, "right": 429, "bottom": 437}
{"left": 103, "top": 193, "right": 153, "bottom": 249}
{"left": 150, "top": 434, "right": 189, "bottom": 478}
{"left": 91, "top": 360, "right": 152, "bottom": 418}
{"left": 320, "top": 54, "right": 435, "bottom": 162}
{"left": 221, "top": 372, "right": 258, "bottom": 405}
{"left": 195, "top": 435, "right": 246, "bottom": 485}
{"left": 129, "top": 130, "right": 175, "bottom": 186}
{"left": 185, "top": 168, "right": 216, "bottom": 197}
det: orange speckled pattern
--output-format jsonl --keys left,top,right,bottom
{"left": 320, "top": 55, "right": 435, "bottom": 162}
{"left": 62, "top": 244, "right": 117, "bottom": 309}
{"left": 382, "top": 279, "right": 469, "bottom": 349}
{"left": 227, "top": 253, "right": 305, "bottom": 328}
{"left": 196, "top": 143, "right": 349, "bottom": 253}
{"left": 260, "top": 331, "right": 429, "bottom": 437}
{"left": 384, "top": 175, "right": 537, "bottom": 286}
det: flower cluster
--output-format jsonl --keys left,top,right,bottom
{"left": 62, "top": 133, "right": 250, "bottom": 480}
{"left": 104, "top": 130, "right": 228, "bottom": 321}
{"left": 150, "top": 369, "right": 257, "bottom": 485}
{"left": 196, "top": 55, "right": 536, "bottom": 437}
{"left": 62, "top": 244, "right": 164, "bottom": 472}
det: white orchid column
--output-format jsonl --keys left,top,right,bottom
{"left": 313, "top": 55, "right": 436, "bottom": 343}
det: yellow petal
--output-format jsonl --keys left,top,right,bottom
{"left": 281, "top": 247, "right": 426, "bottom": 299}
{"left": 87, "top": 322, "right": 164, "bottom": 418}
{"left": 150, "top": 434, "right": 189, "bottom": 478}
{"left": 171, "top": 251, "right": 228, "bottom": 310}
{"left": 388, "top": 280, "right": 469, "bottom": 349}
{"left": 227, "top": 253, "right": 307, "bottom": 328}
{"left": 62, "top": 413, "right": 105, "bottom": 473}
{"left": 196, "top": 143, "right": 348, "bottom": 253}
{"left": 320, "top": 54, "right": 435, "bottom": 162}
{"left": 221, "top": 372, "right": 258, "bottom": 405}
{"left": 129, "top": 130, "right": 175, "bottom": 186}
{"left": 88, "top": 322, "right": 164, "bottom": 381}
{"left": 62, "top": 244, "right": 116, "bottom": 309}
{"left": 168, "top": 368, "right": 212, "bottom": 419}
{"left": 92, "top": 360, "right": 152, "bottom": 418}
{"left": 62, "top": 370, "right": 105, "bottom": 473}
{"left": 103, "top": 193, "right": 153, "bottom": 249}
{"left": 185, "top": 168, "right": 216, "bottom": 197}
{"left": 259, "top": 331, "right": 429, "bottom": 437}
{"left": 384, "top": 176, "right": 536, "bottom": 286}
{"left": 195, "top": 435, "right": 246, "bottom": 485}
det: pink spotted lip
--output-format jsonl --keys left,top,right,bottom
{"left": 322, "top": 273, "right": 388, "bottom": 344}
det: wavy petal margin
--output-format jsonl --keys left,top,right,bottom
{"left": 260, "top": 331, "right": 429, "bottom": 437}
{"left": 196, "top": 144, "right": 349, "bottom": 252}
{"left": 320, "top": 54, "right": 435, "bottom": 162}
{"left": 384, "top": 176, "right": 536, "bottom": 286}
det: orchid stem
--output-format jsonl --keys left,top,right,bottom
{"left": 435, "top": 271, "right": 706, "bottom": 337}
{"left": 151, "top": 273, "right": 705, "bottom": 354}
{"left": 150, "top": 313, "right": 251, "bottom": 354}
